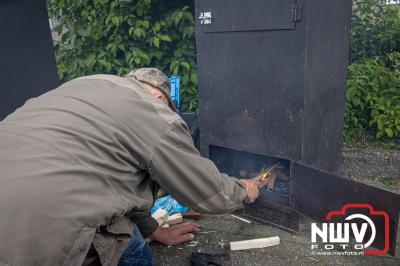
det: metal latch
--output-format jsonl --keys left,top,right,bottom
{"left": 199, "top": 11, "right": 213, "bottom": 25}
{"left": 290, "top": 4, "right": 302, "bottom": 22}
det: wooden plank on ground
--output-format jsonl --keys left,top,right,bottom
{"left": 230, "top": 236, "right": 280, "bottom": 251}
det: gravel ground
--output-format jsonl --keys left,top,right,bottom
{"left": 152, "top": 147, "right": 400, "bottom": 265}
{"left": 341, "top": 147, "right": 400, "bottom": 193}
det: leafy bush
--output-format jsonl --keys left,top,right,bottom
{"left": 345, "top": 54, "right": 400, "bottom": 140}
{"left": 47, "top": 0, "right": 198, "bottom": 111}
{"left": 346, "top": 0, "right": 400, "bottom": 142}
{"left": 350, "top": 0, "right": 400, "bottom": 63}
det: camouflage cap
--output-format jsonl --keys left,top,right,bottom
{"left": 126, "top": 68, "right": 176, "bottom": 112}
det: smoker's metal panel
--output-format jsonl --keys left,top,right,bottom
{"left": 0, "top": 0, "right": 59, "bottom": 120}
{"left": 301, "top": 0, "right": 352, "bottom": 173}
{"left": 239, "top": 201, "right": 302, "bottom": 232}
{"left": 196, "top": 0, "right": 296, "bottom": 33}
{"left": 195, "top": 0, "right": 352, "bottom": 174}
{"left": 195, "top": 2, "right": 307, "bottom": 162}
{"left": 291, "top": 162, "right": 400, "bottom": 255}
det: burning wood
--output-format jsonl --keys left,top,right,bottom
{"left": 238, "top": 163, "right": 289, "bottom": 193}
{"left": 279, "top": 173, "right": 289, "bottom": 181}
{"left": 267, "top": 172, "right": 278, "bottom": 190}
{"left": 252, "top": 163, "right": 280, "bottom": 189}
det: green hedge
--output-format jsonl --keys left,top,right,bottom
{"left": 47, "top": 0, "right": 198, "bottom": 111}
{"left": 345, "top": 53, "right": 400, "bottom": 140}
{"left": 345, "top": 0, "right": 400, "bottom": 142}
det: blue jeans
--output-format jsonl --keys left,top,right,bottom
{"left": 118, "top": 225, "right": 154, "bottom": 266}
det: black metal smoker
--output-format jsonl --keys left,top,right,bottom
{"left": 195, "top": 0, "right": 400, "bottom": 255}
{"left": 0, "top": 0, "right": 59, "bottom": 120}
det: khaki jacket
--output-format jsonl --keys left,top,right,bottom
{"left": 0, "top": 75, "right": 246, "bottom": 266}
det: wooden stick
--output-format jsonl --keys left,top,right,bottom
{"left": 166, "top": 213, "right": 183, "bottom": 225}
{"left": 253, "top": 163, "right": 280, "bottom": 188}
{"left": 182, "top": 210, "right": 201, "bottom": 220}
{"left": 230, "top": 236, "right": 280, "bottom": 251}
{"left": 267, "top": 172, "right": 278, "bottom": 190}
{"left": 306, "top": 257, "right": 319, "bottom": 262}
{"left": 151, "top": 208, "right": 168, "bottom": 226}
{"left": 231, "top": 214, "right": 251, "bottom": 224}
{"left": 280, "top": 173, "right": 289, "bottom": 181}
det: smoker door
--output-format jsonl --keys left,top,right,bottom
{"left": 195, "top": 0, "right": 306, "bottom": 161}
{"left": 197, "top": 0, "right": 297, "bottom": 33}
{"left": 290, "top": 162, "right": 400, "bottom": 255}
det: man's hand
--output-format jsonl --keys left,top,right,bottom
{"left": 240, "top": 179, "right": 260, "bottom": 203}
{"left": 150, "top": 222, "right": 200, "bottom": 246}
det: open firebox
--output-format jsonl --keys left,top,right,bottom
{"left": 209, "top": 146, "right": 298, "bottom": 230}
{"left": 195, "top": 0, "right": 400, "bottom": 255}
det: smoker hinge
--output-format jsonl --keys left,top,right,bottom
{"left": 290, "top": 4, "right": 303, "bottom": 22}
